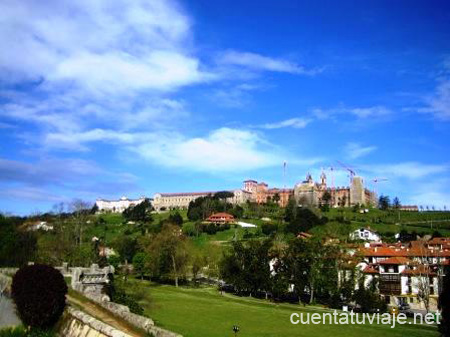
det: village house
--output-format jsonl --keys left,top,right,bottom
{"left": 350, "top": 238, "right": 450, "bottom": 311}
{"left": 206, "top": 212, "right": 235, "bottom": 225}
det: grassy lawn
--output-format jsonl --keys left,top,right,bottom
{"left": 127, "top": 280, "right": 438, "bottom": 337}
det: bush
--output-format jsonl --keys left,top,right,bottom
{"left": 12, "top": 265, "right": 68, "bottom": 329}
{"left": 0, "top": 327, "right": 55, "bottom": 337}
{"left": 261, "top": 223, "right": 277, "bottom": 235}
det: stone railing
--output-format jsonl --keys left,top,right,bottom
{"left": 84, "top": 292, "right": 182, "bottom": 337}
{"left": 0, "top": 265, "right": 182, "bottom": 337}
{"left": 60, "top": 307, "right": 133, "bottom": 337}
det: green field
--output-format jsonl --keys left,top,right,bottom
{"left": 127, "top": 280, "right": 438, "bottom": 337}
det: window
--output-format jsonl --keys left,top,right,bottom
{"left": 410, "top": 297, "right": 414, "bottom": 303}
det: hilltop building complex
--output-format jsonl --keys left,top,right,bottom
{"left": 97, "top": 172, "right": 376, "bottom": 213}
{"left": 294, "top": 173, "right": 375, "bottom": 207}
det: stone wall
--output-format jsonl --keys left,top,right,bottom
{"left": 59, "top": 307, "right": 133, "bottom": 337}
{"left": 84, "top": 293, "right": 182, "bottom": 337}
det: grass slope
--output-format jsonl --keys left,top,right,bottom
{"left": 128, "top": 281, "right": 438, "bottom": 337}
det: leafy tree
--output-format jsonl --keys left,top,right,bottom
{"left": 283, "top": 239, "right": 340, "bottom": 304}
{"left": 143, "top": 225, "right": 189, "bottom": 287}
{"left": 261, "top": 222, "right": 278, "bottom": 235}
{"left": 167, "top": 211, "right": 183, "bottom": 226}
{"left": 285, "top": 208, "right": 325, "bottom": 235}
{"left": 90, "top": 203, "right": 99, "bottom": 214}
{"left": 353, "top": 279, "right": 386, "bottom": 313}
{"left": 113, "top": 236, "right": 137, "bottom": 263}
{"left": 108, "top": 255, "right": 121, "bottom": 270}
{"left": 123, "top": 199, "right": 153, "bottom": 223}
{"left": 439, "top": 273, "right": 450, "bottom": 336}
{"left": 214, "top": 191, "right": 234, "bottom": 200}
{"left": 392, "top": 197, "right": 401, "bottom": 209}
{"left": 12, "top": 264, "right": 67, "bottom": 329}
{"left": 320, "top": 191, "right": 332, "bottom": 211}
{"left": 220, "top": 239, "right": 272, "bottom": 297}
{"left": 132, "top": 252, "right": 148, "bottom": 280}
{"left": 272, "top": 193, "right": 281, "bottom": 204}
{"left": 378, "top": 195, "right": 391, "bottom": 210}
{"left": 0, "top": 215, "right": 37, "bottom": 267}
{"left": 229, "top": 205, "right": 244, "bottom": 219}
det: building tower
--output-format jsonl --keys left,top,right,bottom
{"left": 320, "top": 171, "right": 327, "bottom": 190}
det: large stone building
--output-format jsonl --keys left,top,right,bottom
{"left": 95, "top": 196, "right": 146, "bottom": 213}
{"left": 152, "top": 180, "right": 291, "bottom": 211}
{"left": 242, "top": 179, "right": 292, "bottom": 207}
{"left": 293, "top": 172, "right": 375, "bottom": 207}
{"left": 152, "top": 189, "right": 253, "bottom": 211}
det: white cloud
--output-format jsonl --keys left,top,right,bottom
{"left": 312, "top": 106, "right": 392, "bottom": 120}
{"left": 421, "top": 79, "right": 450, "bottom": 120}
{"left": 349, "top": 106, "right": 392, "bottom": 119}
{"left": 260, "top": 118, "right": 311, "bottom": 129}
{"left": 345, "top": 142, "right": 377, "bottom": 160}
{"left": 218, "top": 50, "right": 316, "bottom": 75}
{"left": 0, "top": 0, "right": 209, "bottom": 94}
{"left": 134, "top": 128, "right": 285, "bottom": 173}
{"left": 363, "top": 162, "right": 448, "bottom": 180}
{"left": 42, "top": 126, "right": 290, "bottom": 173}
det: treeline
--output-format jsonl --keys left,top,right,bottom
{"left": 187, "top": 192, "right": 243, "bottom": 221}
{"left": 0, "top": 215, "right": 36, "bottom": 267}
{"left": 220, "top": 237, "right": 386, "bottom": 312}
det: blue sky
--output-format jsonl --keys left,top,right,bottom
{"left": 1, "top": 0, "right": 449, "bottom": 215}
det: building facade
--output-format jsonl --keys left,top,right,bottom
{"left": 294, "top": 173, "right": 375, "bottom": 207}
{"left": 95, "top": 196, "right": 146, "bottom": 213}
{"left": 351, "top": 238, "right": 450, "bottom": 311}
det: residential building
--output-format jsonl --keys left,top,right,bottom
{"left": 353, "top": 238, "right": 450, "bottom": 311}
{"left": 350, "top": 228, "right": 381, "bottom": 242}
{"left": 207, "top": 212, "right": 235, "bottom": 224}
{"left": 95, "top": 196, "right": 146, "bottom": 213}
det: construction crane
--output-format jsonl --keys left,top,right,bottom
{"left": 336, "top": 160, "right": 356, "bottom": 184}
{"left": 371, "top": 178, "right": 388, "bottom": 198}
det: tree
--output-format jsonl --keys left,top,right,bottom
{"left": 378, "top": 195, "right": 390, "bottom": 210}
{"left": 123, "top": 199, "right": 153, "bottom": 223}
{"left": 0, "top": 215, "right": 37, "bottom": 267}
{"left": 113, "top": 236, "right": 137, "bottom": 264}
{"left": 283, "top": 239, "right": 340, "bottom": 304}
{"left": 69, "top": 199, "right": 92, "bottom": 247}
{"left": 273, "top": 193, "right": 281, "bottom": 204}
{"left": 353, "top": 279, "right": 386, "bottom": 313}
{"left": 320, "top": 191, "right": 332, "bottom": 211}
{"left": 167, "top": 211, "right": 183, "bottom": 226}
{"left": 393, "top": 197, "right": 401, "bottom": 209}
{"left": 132, "top": 252, "right": 148, "bottom": 280}
{"left": 214, "top": 191, "right": 234, "bottom": 200}
{"left": 144, "top": 225, "right": 189, "bottom": 287}
{"left": 12, "top": 264, "right": 67, "bottom": 329}
{"left": 285, "top": 208, "right": 325, "bottom": 235}
{"left": 220, "top": 239, "right": 273, "bottom": 297}
{"left": 439, "top": 273, "right": 450, "bottom": 336}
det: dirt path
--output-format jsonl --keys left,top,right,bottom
{"left": 67, "top": 295, "right": 144, "bottom": 337}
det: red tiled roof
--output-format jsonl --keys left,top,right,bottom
{"left": 428, "top": 237, "right": 450, "bottom": 245}
{"left": 359, "top": 246, "right": 450, "bottom": 258}
{"left": 378, "top": 257, "right": 411, "bottom": 265}
{"left": 207, "top": 212, "right": 235, "bottom": 219}
{"left": 363, "top": 265, "right": 379, "bottom": 274}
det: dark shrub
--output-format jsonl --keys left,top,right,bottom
{"left": 12, "top": 264, "right": 67, "bottom": 329}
